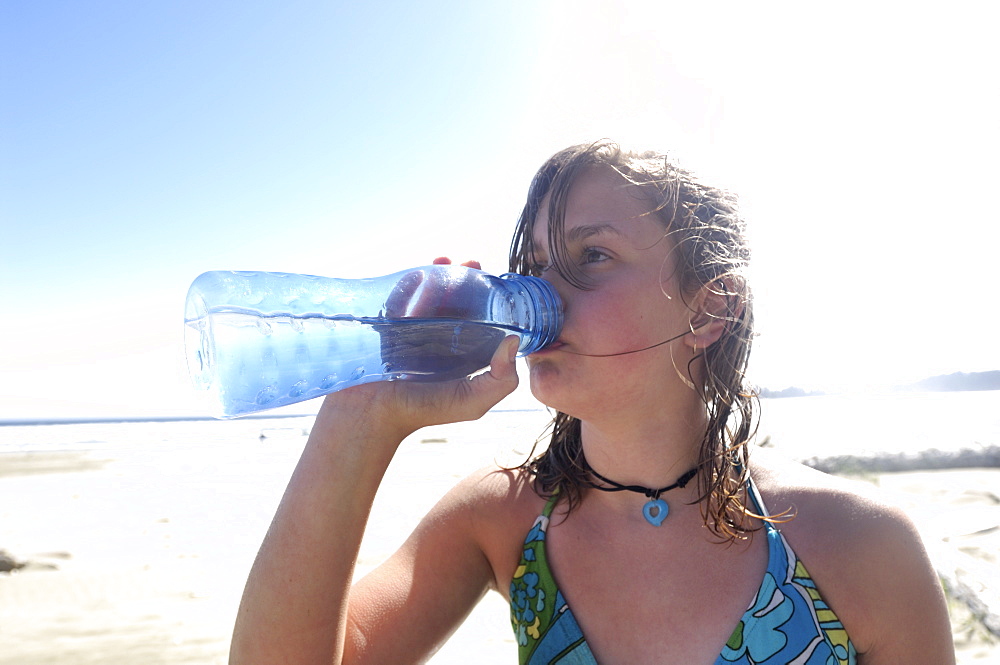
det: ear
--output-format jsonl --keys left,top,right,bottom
{"left": 684, "top": 277, "right": 744, "bottom": 351}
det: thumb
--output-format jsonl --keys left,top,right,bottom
{"left": 489, "top": 335, "right": 520, "bottom": 384}
{"left": 465, "top": 335, "right": 520, "bottom": 404}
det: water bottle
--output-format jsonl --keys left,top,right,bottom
{"left": 184, "top": 265, "right": 562, "bottom": 418}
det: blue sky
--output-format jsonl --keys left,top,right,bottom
{"left": 2, "top": 1, "right": 998, "bottom": 419}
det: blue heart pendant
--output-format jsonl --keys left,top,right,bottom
{"left": 642, "top": 499, "right": 669, "bottom": 526}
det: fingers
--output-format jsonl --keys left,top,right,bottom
{"left": 406, "top": 262, "right": 486, "bottom": 320}
{"left": 387, "top": 260, "right": 484, "bottom": 319}
{"left": 384, "top": 270, "right": 424, "bottom": 318}
{"left": 433, "top": 257, "right": 481, "bottom": 270}
{"left": 333, "top": 335, "right": 521, "bottom": 434}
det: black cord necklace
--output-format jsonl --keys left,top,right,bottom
{"left": 583, "top": 459, "right": 698, "bottom": 526}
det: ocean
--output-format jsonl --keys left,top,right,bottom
{"left": 1, "top": 390, "right": 996, "bottom": 460}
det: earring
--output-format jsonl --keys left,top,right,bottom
{"left": 669, "top": 342, "right": 697, "bottom": 391}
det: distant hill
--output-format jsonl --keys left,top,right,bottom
{"left": 902, "top": 370, "right": 1000, "bottom": 393}
{"left": 757, "top": 386, "right": 825, "bottom": 399}
{"left": 758, "top": 370, "right": 1000, "bottom": 398}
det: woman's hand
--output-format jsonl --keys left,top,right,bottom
{"left": 381, "top": 256, "right": 518, "bottom": 432}
{"left": 381, "top": 331, "right": 519, "bottom": 431}
{"left": 382, "top": 257, "right": 484, "bottom": 320}
{"left": 322, "top": 256, "right": 519, "bottom": 439}
{"left": 435, "top": 257, "right": 480, "bottom": 269}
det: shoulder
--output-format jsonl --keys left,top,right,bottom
{"left": 749, "top": 449, "right": 923, "bottom": 583}
{"left": 748, "top": 447, "right": 904, "bottom": 541}
{"left": 425, "top": 464, "right": 546, "bottom": 591}
{"left": 749, "top": 448, "right": 955, "bottom": 662}
{"left": 440, "top": 463, "right": 545, "bottom": 522}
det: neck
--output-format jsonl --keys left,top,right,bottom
{"left": 578, "top": 405, "right": 706, "bottom": 492}
{"left": 584, "top": 459, "right": 699, "bottom": 497}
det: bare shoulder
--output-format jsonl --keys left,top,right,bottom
{"left": 426, "top": 463, "right": 545, "bottom": 592}
{"left": 748, "top": 447, "right": 926, "bottom": 584}
{"left": 749, "top": 448, "right": 955, "bottom": 663}
{"left": 748, "top": 447, "right": 904, "bottom": 536}
{"left": 441, "top": 463, "right": 544, "bottom": 525}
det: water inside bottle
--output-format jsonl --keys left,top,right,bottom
{"left": 186, "top": 308, "right": 518, "bottom": 416}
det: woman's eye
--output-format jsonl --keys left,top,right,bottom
{"left": 528, "top": 262, "right": 550, "bottom": 277}
{"left": 581, "top": 248, "right": 610, "bottom": 265}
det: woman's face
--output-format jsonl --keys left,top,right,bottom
{"left": 525, "top": 167, "right": 700, "bottom": 420}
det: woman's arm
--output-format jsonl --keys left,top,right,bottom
{"left": 229, "top": 335, "right": 520, "bottom": 665}
{"left": 343, "top": 464, "right": 528, "bottom": 661}
{"left": 848, "top": 501, "right": 956, "bottom": 664}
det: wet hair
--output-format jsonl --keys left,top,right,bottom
{"left": 509, "top": 140, "right": 760, "bottom": 542}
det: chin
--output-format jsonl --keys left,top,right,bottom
{"left": 528, "top": 367, "right": 592, "bottom": 417}
{"left": 527, "top": 363, "right": 564, "bottom": 409}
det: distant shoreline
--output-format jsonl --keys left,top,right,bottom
{"left": 0, "top": 413, "right": 312, "bottom": 428}
{"left": 0, "top": 407, "right": 548, "bottom": 428}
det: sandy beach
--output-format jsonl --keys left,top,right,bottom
{"left": 1, "top": 410, "right": 997, "bottom": 664}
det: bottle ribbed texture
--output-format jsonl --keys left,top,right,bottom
{"left": 184, "top": 265, "right": 563, "bottom": 418}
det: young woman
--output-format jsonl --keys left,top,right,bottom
{"left": 230, "top": 141, "right": 955, "bottom": 664}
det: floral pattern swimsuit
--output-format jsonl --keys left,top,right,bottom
{"left": 509, "top": 477, "right": 856, "bottom": 664}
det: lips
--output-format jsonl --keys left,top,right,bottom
{"left": 532, "top": 339, "right": 566, "bottom": 355}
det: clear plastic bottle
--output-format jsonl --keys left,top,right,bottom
{"left": 184, "top": 265, "right": 562, "bottom": 418}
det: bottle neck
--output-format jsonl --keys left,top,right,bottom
{"left": 499, "top": 273, "right": 563, "bottom": 354}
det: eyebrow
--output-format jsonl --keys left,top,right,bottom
{"left": 565, "top": 223, "right": 625, "bottom": 244}
{"left": 533, "top": 222, "right": 625, "bottom": 249}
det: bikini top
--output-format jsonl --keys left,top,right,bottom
{"left": 509, "top": 477, "right": 857, "bottom": 664}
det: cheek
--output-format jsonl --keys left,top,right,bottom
{"left": 576, "top": 295, "right": 669, "bottom": 351}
